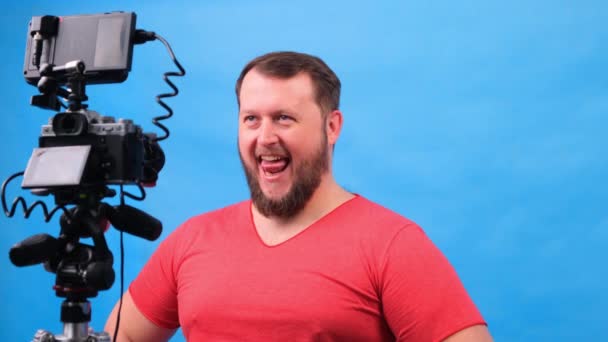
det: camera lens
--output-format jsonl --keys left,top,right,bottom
{"left": 52, "top": 113, "right": 87, "bottom": 136}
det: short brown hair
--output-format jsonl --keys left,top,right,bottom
{"left": 235, "top": 51, "right": 341, "bottom": 114}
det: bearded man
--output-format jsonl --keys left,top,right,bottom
{"left": 106, "top": 51, "right": 492, "bottom": 342}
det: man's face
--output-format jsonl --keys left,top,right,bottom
{"left": 238, "top": 69, "right": 330, "bottom": 218}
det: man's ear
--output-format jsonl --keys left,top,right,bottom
{"left": 326, "top": 110, "right": 343, "bottom": 145}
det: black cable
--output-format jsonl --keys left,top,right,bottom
{"left": 122, "top": 182, "right": 146, "bottom": 201}
{"left": 113, "top": 185, "right": 127, "bottom": 342}
{"left": 111, "top": 183, "right": 147, "bottom": 340}
{"left": 1, "top": 171, "right": 71, "bottom": 222}
{"left": 151, "top": 33, "right": 186, "bottom": 142}
{"left": 110, "top": 29, "right": 184, "bottom": 340}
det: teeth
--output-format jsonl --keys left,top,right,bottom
{"left": 260, "top": 155, "right": 283, "bottom": 161}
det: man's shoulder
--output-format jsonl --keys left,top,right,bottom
{"left": 190, "top": 199, "right": 250, "bottom": 221}
{"left": 346, "top": 195, "right": 416, "bottom": 225}
{"left": 335, "top": 195, "right": 420, "bottom": 236}
{"left": 170, "top": 200, "right": 251, "bottom": 237}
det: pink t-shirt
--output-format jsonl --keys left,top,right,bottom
{"left": 130, "top": 196, "right": 485, "bottom": 341}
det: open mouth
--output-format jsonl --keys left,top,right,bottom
{"left": 258, "top": 155, "right": 291, "bottom": 176}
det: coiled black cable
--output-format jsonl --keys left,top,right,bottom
{"left": 150, "top": 33, "right": 186, "bottom": 142}
{"left": 1, "top": 171, "right": 71, "bottom": 222}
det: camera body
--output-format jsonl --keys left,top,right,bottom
{"left": 22, "top": 108, "right": 165, "bottom": 199}
{"left": 39, "top": 110, "right": 145, "bottom": 186}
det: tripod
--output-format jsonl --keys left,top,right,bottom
{"left": 9, "top": 184, "right": 161, "bottom": 342}
{"left": 5, "top": 25, "right": 174, "bottom": 339}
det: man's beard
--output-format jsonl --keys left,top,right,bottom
{"left": 240, "top": 135, "right": 329, "bottom": 218}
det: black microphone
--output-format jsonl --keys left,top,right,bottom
{"left": 106, "top": 204, "right": 162, "bottom": 241}
{"left": 9, "top": 233, "right": 58, "bottom": 267}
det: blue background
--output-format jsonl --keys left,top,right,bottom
{"left": 1, "top": 1, "right": 606, "bottom": 341}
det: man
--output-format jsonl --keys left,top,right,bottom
{"left": 105, "top": 51, "right": 492, "bottom": 341}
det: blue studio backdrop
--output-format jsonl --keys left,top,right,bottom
{"left": 1, "top": 1, "right": 607, "bottom": 341}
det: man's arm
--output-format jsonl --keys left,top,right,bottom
{"left": 104, "top": 291, "right": 177, "bottom": 342}
{"left": 443, "top": 324, "right": 493, "bottom": 342}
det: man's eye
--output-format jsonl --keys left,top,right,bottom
{"left": 244, "top": 115, "right": 257, "bottom": 122}
{"left": 278, "top": 115, "right": 292, "bottom": 121}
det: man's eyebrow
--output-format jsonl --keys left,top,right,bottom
{"left": 238, "top": 110, "right": 257, "bottom": 116}
{"left": 239, "top": 109, "right": 298, "bottom": 116}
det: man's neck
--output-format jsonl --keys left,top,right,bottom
{"left": 251, "top": 175, "right": 354, "bottom": 245}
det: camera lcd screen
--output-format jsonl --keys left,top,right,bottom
{"left": 22, "top": 145, "right": 91, "bottom": 188}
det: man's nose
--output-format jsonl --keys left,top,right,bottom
{"left": 258, "top": 120, "right": 279, "bottom": 145}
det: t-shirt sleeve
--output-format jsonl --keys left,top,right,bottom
{"left": 380, "top": 224, "right": 486, "bottom": 341}
{"left": 129, "top": 219, "right": 192, "bottom": 329}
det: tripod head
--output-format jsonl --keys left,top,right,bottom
{"left": 9, "top": 185, "right": 161, "bottom": 299}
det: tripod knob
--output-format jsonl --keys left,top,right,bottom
{"left": 33, "top": 329, "right": 55, "bottom": 342}
{"left": 87, "top": 331, "right": 112, "bottom": 341}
